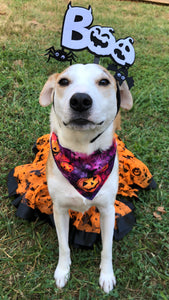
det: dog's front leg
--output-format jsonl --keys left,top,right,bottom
{"left": 53, "top": 207, "right": 71, "bottom": 288}
{"left": 99, "top": 204, "right": 116, "bottom": 293}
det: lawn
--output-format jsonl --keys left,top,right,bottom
{"left": 0, "top": 0, "right": 169, "bottom": 299}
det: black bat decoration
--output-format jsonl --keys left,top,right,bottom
{"left": 107, "top": 64, "right": 134, "bottom": 90}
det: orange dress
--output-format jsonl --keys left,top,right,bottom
{"left": 8, "top": 134, "right": 156, "bottom": 247}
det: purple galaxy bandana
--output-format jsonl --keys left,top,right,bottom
{"left": 50, "top": 132, "right": 117, "bottom": 200}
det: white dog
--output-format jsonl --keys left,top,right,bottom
{"left": 39, "top": 64, "right": 133, "bottom": 293}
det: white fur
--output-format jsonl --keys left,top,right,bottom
{"left": 39, "top": 64, "right": 133, "bottom": 293}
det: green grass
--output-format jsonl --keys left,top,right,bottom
{"left": 0, "top": 0, "right": 169, "bottom": 299}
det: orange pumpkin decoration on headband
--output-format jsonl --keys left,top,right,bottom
{"left": 77, "top": 175, "right": 102, "bottom": 193}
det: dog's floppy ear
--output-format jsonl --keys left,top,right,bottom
{"left": 39, "top": 73, "right": 58, "bottom": 107}
{"left": 119, "top": 81, "right": 133, "bottom": 110}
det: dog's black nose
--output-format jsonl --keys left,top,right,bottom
{"left": 70, "top": 93, "right": 92, "bottom": 112}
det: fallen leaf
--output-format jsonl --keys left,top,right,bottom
{"left": 0, "top": 4, "right": 8, "bottom": 15}
{"left": 153, "top": 212, "right": 162, "bottom": 220}
{"left": 27, "top": 20, "right": 40, "bottom": 26}
{"left": 157, "top": 206, "right": 166, "bottom": 214}
{"left": 13, "top": 60, "right": 23, "bottom": 67}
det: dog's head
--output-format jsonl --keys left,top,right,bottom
{"left": 39, "top": 64, "right": 133, "bottom": 135}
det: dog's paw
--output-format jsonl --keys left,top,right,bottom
{"left": 54, "top": 265, "right": 70, "bottom": 288}
{"left": 99, "top": 271, "right": 116, "bottom": 294}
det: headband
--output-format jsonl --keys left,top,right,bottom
{"left": 45, "top": 2, "right": 135, "bottom": 89}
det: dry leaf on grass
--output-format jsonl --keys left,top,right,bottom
{"left": 27, "top": 20, "right": 40, "bottom": 26}
{"left": 0, "top": 3, "right": 12, "bottom": 26}
{"left": 0, "top": 4, "right": 8, "bottom": 15}
{"left": 13, "top": 60, "right": 23, "bottom": 67}
{"left": 153, "top": 206, "right": 166, "bottom": 220}
{"left": 153, "top": 212, "right": 162, "bottom": 220}
{"left": 157, "top": 206, "right": 166, "bottom": 214}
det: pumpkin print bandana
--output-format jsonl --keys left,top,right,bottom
{"left": 51, "top": 132, "right": 117, "bottom": 200}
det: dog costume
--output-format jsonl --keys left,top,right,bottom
{"left": 8, "top": 133, "right": 156, "bottom": 247}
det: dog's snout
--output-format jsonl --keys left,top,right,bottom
{"left": 70, "top": 93, "right": 92, "bottom": 112}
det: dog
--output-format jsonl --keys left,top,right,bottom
{"left": 39, "top": 63, "right": 133, "bottom": 293}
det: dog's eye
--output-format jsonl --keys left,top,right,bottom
{"left": 98, "top": 79, "right": 110, "bottom": 86}
{"left": 58, "top": 78, "right": 70, "bottom": 86}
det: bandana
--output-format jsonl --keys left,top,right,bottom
{"left": 50, "top": 132, "right": 117, "bottom": 200}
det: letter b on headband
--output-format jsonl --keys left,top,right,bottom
{"left": 61, "top": 3, "right": 93, "bottom": 50}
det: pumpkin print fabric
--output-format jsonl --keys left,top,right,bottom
{"left": 8, "top": 133, "right": 156, "bottom": 244}
{"left": 50, "top": 132, "right": 117, "bottom": 200}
